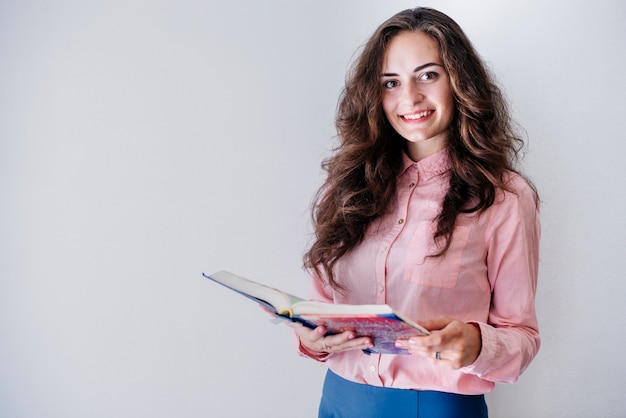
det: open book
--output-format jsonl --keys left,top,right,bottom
{"left": 203, "top": 271, "right": 429, "bottom": 355}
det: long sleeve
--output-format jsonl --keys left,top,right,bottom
{"left": 462, "top": 175, "right": 541, "bottom": 382}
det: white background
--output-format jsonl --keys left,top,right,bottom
{"left": 1, "top": 0, "right": 625, "bottom": 417}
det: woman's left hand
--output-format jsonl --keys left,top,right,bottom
{"left": 395, "top": 317, "right": 482, "bottom": 369}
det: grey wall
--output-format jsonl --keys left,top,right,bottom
{"left": 2, "top": 0, "right": 625, "bottom": 417}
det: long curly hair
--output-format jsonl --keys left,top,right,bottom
{"left": 304, "top": 7, "right": 530, "bottom": 290}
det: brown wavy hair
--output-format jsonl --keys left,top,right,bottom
{"left": 304, "top": 7, "right": 531, "bottom": 290}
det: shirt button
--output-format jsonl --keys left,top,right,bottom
{"left": 398, "top": 218, "right": 404, "bottom": 224}
{"left": 377, "top": 284, "right": 385, "bottom": 293}
{"left": 380, "top": 245, "right": 387, "bottom": 253}
{"left": 369, "top": 365, "right": 376, "bottom": 372}
{"left": 408, "top": 182, "right": 415, "bottom": 188}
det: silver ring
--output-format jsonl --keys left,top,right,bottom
{"left": 435, "top": 351, "right": 441, "bottom": 360}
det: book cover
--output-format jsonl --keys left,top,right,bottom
{"left": 203, "top": 271, "right": 429, "bottom": 354}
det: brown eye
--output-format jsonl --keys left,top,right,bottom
{"left": 420, "top": 71, "right": 439, "bottom": 81}
{"left": 383, "top": 80, "right": 399, "bottom": 89}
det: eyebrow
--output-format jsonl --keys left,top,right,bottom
{"left": 381, "top": 62, "right": 443, "bottom": 77}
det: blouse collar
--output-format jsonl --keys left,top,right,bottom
{"left": 400, "top": 148, "right": 451, "bottom": 180}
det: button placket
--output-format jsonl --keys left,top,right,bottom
{"left": 374, "top": 166, "right": 418, "bottom": 305}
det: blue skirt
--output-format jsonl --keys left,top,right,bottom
{"left": 319, "top": 369, "right": 488, "bottom": 418}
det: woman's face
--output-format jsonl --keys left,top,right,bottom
{"left": 381, "top": 31, "right": 454, "bottom": 162}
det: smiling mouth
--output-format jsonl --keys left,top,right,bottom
{"left": 402, "top": 110, "right": 433, "bottom": 120}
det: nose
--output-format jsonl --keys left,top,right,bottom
{"left": 402, "top": 82, "right": 424, "bottom": 105}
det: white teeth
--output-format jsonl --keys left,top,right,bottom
{"left": 403, "top": 110, "right": 431, "bottom": 120}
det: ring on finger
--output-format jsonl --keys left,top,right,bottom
{"left": 321, "top": 337, "right": 331, "bottom": 351}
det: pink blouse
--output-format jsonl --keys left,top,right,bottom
{"left": 299, "top": 148, "right": 541, "bottom": 395}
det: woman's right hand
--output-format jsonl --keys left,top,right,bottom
{"left": 291, "top": 322, "right": 374, "bottom": 354}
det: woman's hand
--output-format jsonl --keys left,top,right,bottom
{"left": 395, "top": 317, "right": 482, "bottom": 369}
{"left": 292, "top": 322, "right": 374, "bottom": 354}
{"left": 258, "top": 304, "right": 373, "bottom": 354}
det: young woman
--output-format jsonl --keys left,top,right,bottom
{"left": 294, "top": 7, "right": 540, "bottom": 418}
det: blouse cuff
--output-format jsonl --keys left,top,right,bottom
{"left": 297, "top": 337, "right": 331, "bottom": 363}
{"left": 460, "top": 321, "right": 496, "bottom": 376}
